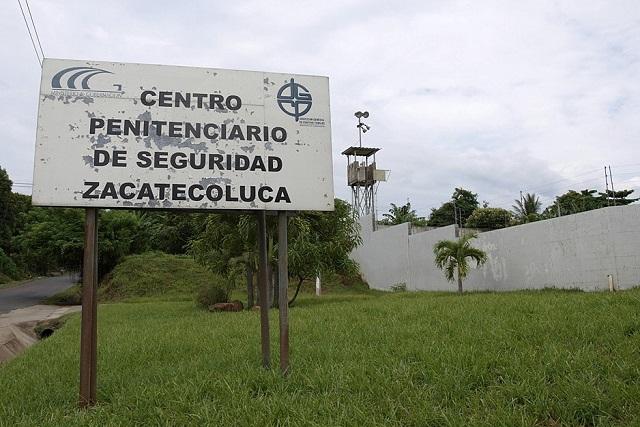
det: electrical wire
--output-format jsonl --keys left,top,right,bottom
{"left": 17, "top": 0, "right": 42, "bottom": 66}
{"left": 482, "top": 165, "right": 639, "bottom": 208}
{"left": 25, "top": 0, "right": 45, "bottom": 60}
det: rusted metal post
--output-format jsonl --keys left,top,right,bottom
{"left": 278, "top": 211, "right": 290, "bottom": 375}
{"left": 79, "top": 207, "right": 98, "bottom": 407}
{"left": 257, "top": 210, "right": 270, "bottom": 368}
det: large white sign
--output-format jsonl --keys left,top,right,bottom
{"left": 32, "top": 59, "right": 334, "bottom": 211}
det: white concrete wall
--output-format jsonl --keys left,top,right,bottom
{"left": 351, "top": 222, "right": 410, "bottom": 290}
{"left": 351, "top": 205, "right": 640, "bottom": 292}
{"left": 407, "top": 225, "right": 456, "bottom": 291}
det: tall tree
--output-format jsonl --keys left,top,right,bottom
{"left": 380, "top": 202, "right": 426, "bottom": 226}
{"left": 433, "top": 234, "right": 487, "bottom": 293}
{"left": 512, "top": 193, "right": 542, "bottom": 222}
{"left": 428, "top": 188, "right": 479, "bottom": 227}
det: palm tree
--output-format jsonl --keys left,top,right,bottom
{"left": 512, "top": 193, "right": 542, "bottom": 221}
{"left": 381, "top": 202, "right": 426, "bottom": 226}
{"left": 433, "top": 234, "right": 487, "bottom": 294}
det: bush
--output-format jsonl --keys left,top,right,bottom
{"left": 196, "top": 279, "right": 232, "bottom": 308}
{"left": 0, "top": 272, "right": 11, "bottom": 285}
{"left": 390, "top": 283, "right": 407, "bottom": 292}
{"left": 0, "top": 248, "right": 19, "bottom": 280}
{"left": 465, "top": 208, "right": 512, "bottom": 230}
{"left": 44, "top": 284, "right": 81, "bottom": 305}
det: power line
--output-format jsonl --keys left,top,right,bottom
{"left": 483, "top": 166, "right": 640, "bottom": 209}
{"left": 523, "top": 167, "right": 603, "bottom": 194}
{"left": 17, "top": 0, "right": 42, "bottom": 66}
{"left": 25, "top": 0, "right": 45, "bottom": 59}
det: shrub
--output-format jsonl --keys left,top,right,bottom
{"left": 465, "top": 208, "right": 512, "bottom": 230}
{"left": 196, "top": 278, "right": 232, "bottom": 308}
{"left": 390, "top": 283, "right": 407, "bottom": 292}
{"left": 0, "top": 272, "right": 11, "bottom": 285}
{"left": 44, "top": 284, "right": 81, "bottom": 305}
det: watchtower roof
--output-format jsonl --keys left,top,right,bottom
{"left": 341, "top": 146, "right": 380, "bottom": 157}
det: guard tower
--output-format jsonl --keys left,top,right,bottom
{"left": 342, "top": 111, "right": 387, "bottom": 227}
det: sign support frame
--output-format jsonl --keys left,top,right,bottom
{"left": 79, "top": 207, "right": 98, "bottom": 407}
{"left": 278, "top": 211, "right": 290, "bottom": 375}
{"left": 257, "top": 210, "right": 271, "bottom": 368}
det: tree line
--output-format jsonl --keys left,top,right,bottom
{"left": 380, "top": 187, "right": 638, "bottom": 230}
{"left": 0, "top": 167, "right": 361, "bottom": 305}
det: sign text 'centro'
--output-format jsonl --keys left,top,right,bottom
{"left": 32, "top": 59, "right": 334, "bottom": 211}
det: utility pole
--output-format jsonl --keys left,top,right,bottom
{"left": 609, "top": 165, "right": 616, "bottom": 206}
{"left": 556, "top": 199, "right": 561, "bottom": 217}
{"left": 453, "top": 200, "right": 458, "bottom": 228}
{"left": 604, "top": 166, "right": 610, "bottom": 207}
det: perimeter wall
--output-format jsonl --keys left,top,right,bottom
{"left": 350, "top": 205, "right": 640, "bottom": 291}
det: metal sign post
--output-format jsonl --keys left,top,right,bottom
{"left": 257, "top": 211, "right": 270, "bottom": 368}
{"left": 79, "top": 207, "right": 98, "bottom": 407}
{"left": 278, "top": 211, "right": 290, "bottom": 375}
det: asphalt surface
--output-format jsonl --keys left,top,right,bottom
{"left": 0, "top": 275, "right": 78, "bottom": 314}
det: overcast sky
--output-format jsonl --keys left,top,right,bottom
{"left": 1, "top": 0, "right": 638, "bottom": 216}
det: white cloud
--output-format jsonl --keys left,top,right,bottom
{"left": 1, "top": 0, "right": 638, "bottom": 216}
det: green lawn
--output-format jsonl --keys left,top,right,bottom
{"left": 1, "top": 288, "right": 640, "bottom": 426}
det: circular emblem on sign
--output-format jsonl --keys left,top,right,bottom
{"left": 277, "top": 78, "right": 312, "bottom": 122}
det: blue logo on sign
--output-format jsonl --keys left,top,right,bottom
{"left": 277, "top": 78, "right": 312, "bottom": 122}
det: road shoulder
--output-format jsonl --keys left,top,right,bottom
{"left": 0, "top": 305, "right": 81, "bottom": 363}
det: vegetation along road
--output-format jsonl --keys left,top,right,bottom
{"left": 0, "top": 274, "right": 76, "bottom": 314}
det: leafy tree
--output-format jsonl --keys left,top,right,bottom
{"left": 428, "top": 188, "right": 479, "bottom": 227}
{"left": 465, "top": 208, "right": 512, "bottom": 229}
{"left": 287, "top": 199, "right": 361, "bottom": 305}
{"left": 512, "top": 193, "right": 542, "bottom": 222}
{"left": 541, "top": 188, "right": 638, "bottom": 218}
{"left": 10, "top": 193, "right": 32, "bottom": 236}
{"left": 98, "top": 210, "right": 150, "bottom": 278}
{"left": 0, "top": 167, "right": 14, "bottom": 253}
{"left": 190, "top": 199, "right": 362, "bottom": 308}
{"left": 12, "top": 208, "right": 84, "bottom": 275}
{"left": 190, "top": 212, "right": 268, "bottom": 308}
{"left": 602, "top": 189, "right": 639, "bottom": 206}
{"left": 141, "top": 211, "right": 205, "bottom": 254}
{"left": 433, "top": 234, "right": 487, "bottom": 294}
{"left": 379, "top": 202, "right": 426, "bottom": 226}
{"left": 11, "top": 208, "right": 149, "bottom": 277}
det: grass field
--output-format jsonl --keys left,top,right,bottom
{"left": 1, "top": 286, "right": 640, "bottom": 426}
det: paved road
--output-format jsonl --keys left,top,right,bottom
{"left": 0, "top": 275, "right": 78, "bottom": 314}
